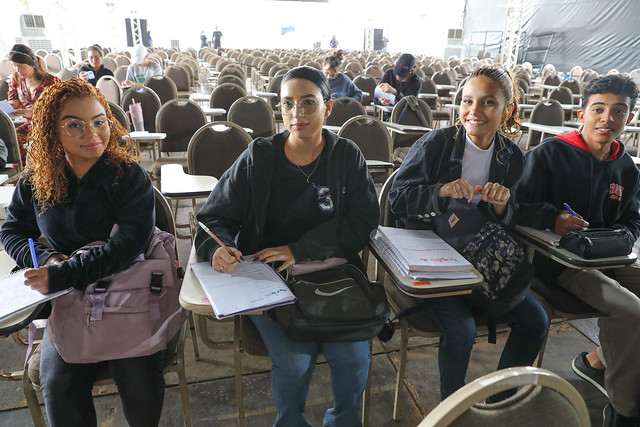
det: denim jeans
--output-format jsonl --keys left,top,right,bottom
{"left": 40, "top": 330, "right": 166, "bottom": 427}
{"left": 251, "top": 312, "right": 370, "bottom": 427}
{"left": 421, "top": 293, "right": 548, "bottom": 400}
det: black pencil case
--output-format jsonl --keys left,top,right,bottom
{"left": 559, "top": 228, "right": 633, "bottom": 259}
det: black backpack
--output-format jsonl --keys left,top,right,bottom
{"left": 271, "top": 263, "right": 390, "bottom": 342}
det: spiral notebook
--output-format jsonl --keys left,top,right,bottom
{"left": 0, "top": 269, "right": 72, "bottom": 321}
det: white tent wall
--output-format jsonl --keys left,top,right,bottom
{"left": 2, "top": 0, "right": 465, "bottom": 58}
{"left": 462, "top": 0, "right": 640, "bottom": 74}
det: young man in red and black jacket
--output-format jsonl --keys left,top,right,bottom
{"left": 515, "top": 74, "right": 640, "bottom": 427}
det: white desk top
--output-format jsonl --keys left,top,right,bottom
{"left": 189, "top": 93, "right": 211, "bottom": 102}
{"left": 160, "top": 164, "right": 218, "bottom": 198}
{"left": 255, "top": 91, "right": 278, "bottom": 98}
{"left": 436, "top": 84, "right": 456, "bottom": 91}
{"left": 129, "top": 131, "right": 167, "bottom": 141}
{"left": 418, "top": 93, "right": 438, "bottom": 99}
{"left": 323, "top": 125, "right": 341, "bottom": 133}
{"left": 201, "top": 107, "right": 227, "bottom": 116}
{"left": 0, "top": 185, "right": 16, "bottom": 208}
{"left": 384, "top": 122, "right": 431, "bottom": 134}
{"left": 520, "top": 122, "right": 576, "bottom": 135}
{"left": 179, "top": 246, "right": 214, "bottom": 315}
{"left": 373, "top": 104, "right": 393, "bottom": 113}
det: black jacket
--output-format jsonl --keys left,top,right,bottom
{"left": 195, "top": 129, "right": 379, "bottom": 264}
{"left": 78, "top": 64, "right": 114, "bottom": 87}
{"left": 375, "top": 69, "right": 422, "bottom": 105}
{"left": 389, "top": 126, "right": 525, "bottom": 229}
{"left": 0, "top": 155, "right": 155, "bottom": 292}
{"left": 515, "top": 131, "right": 640, "bottom": 280}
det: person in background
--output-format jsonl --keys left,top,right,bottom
{"left": 123, "top": 44, "right": 162, "bottom": 88}
{"left": 78, "top": 45, "right": 114, "bottom": 87}
{"left": 212, "top": 26, "right": 223, "bottom": 50}
{"left": 323, "top": 50, "right": 362, "bottom": 102}
{"left": 146, "top": 31, "right": 153, "bottom": 48}
{"left": 329, "top": 35, "right": 338, "bottom": 49}
{"left": 389, "top": 66, "right": 548, "bottom": 402}
{"left": 195, "top": 66, "right": 378, "bottom": 426}
{"left": 0, "top": 78, "right": 160, "bottom": 427}
{"left": 200, "top": 31, "right": 208, "bottom": 48}
{"left": 375, "top": 53, "right": 421, "bottom": 107}
{"left": 7, "top": 43, "right": 60, "bottom": 164}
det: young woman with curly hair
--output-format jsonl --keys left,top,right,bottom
{"left": 0, "top": 78, "right": 163, "bottom": 427}
{"left": 7, "top": 43, "right": 60, "bottom": 164}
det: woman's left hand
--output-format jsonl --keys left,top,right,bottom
{"left": 255, "top": 246, "right": 296, "bottom": 272}
{"left": 479, "top": 182, "right": 510, "bottom": 215}
{"left": 24, "top": 267, "right": 50, "bottom": 294}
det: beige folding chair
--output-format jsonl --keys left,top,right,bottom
{"left": 419, "top": 367, "right": 589, "bottom": 427}
{"left": 0, "top": 110, "right": 24, "bottom": 183}
{"left": 228, "top": 96, "right": 276, "bottom": 138}
{"left": 523, "top": 99, "right": 564, "bottom": 149}
{"left": 338, "top": 115, "right": 392, "bottom": 183}
{"left": 325, "top": 97, "right": 366, "bottom": 127}
{"left": 144, "top": 75, "right": 178, "bottom": 106}
{"left": 96, "top": 75, "right": 123, "bottom": 106}
{"left": 209, "top": 83, "right": 247, "bottom": 121}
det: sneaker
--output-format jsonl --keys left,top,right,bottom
{"left": 572, "top": 351, "right": 608, "bottom": 398}
{"left": 602, "top": 403, "right": 639, "bottom": 427}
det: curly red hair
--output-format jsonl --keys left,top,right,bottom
{"left": 26, "top": 78, "right": 139, "bottom": 210}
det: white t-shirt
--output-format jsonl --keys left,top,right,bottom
{"left": 461, "top": 134, "right": 493, "bottom": 190}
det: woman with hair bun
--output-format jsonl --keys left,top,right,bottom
{"left": 7, "top": 43, "right": 60, "bottom": 163}
{"left": 323, "top": 49, "right": 362, "bottom": 102}
{"left": 389, "top": 66, "right": 548, "bottom": 402}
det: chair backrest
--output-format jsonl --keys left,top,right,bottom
{"left": 144, "top": 75, "right": 178, "bottom": 105}
{"left": 419, "top": 78, "right": 438, "bottom": 109}
{"left": 379, "top": 169, "right": 399, "bottom": 227}
{"left": 580, "top": 69, "right": 599, "bottom": 84}
{"left": 364, "top": 65, "right": 383, "bottom": 81}
{"left": 219, "top": 64, "right": 246, "bottom": 81}
{"left": 549, "top": 87, "right": 573, "bottom": 105}
{"left": 165, "top": 65, "right": 191, "bottom": 92}
{"left": 326, "top": 97, "right": 366, "bottom": 127}
{"left": 187, "top": 121, "right": 252, "bottom": 178}
{"left": 217, "top": 74, "right": 246, "bottom": 90}
{"left": 0, "top": 80, "right": 9, "bottom": 101}
{"left": 228, "top": 96, "right": 276, "bottom": 138}
{"left": 419, "top": 367, "right": 589, "bottom": 427}
{"left": 266, "top": 75, "right": 284, "bottom": 109}
{"left": 115, "top": 55, "right": 130, "bottom": 67}
{"left": 559, "top": 79, "right": 582, "bottom": 95}
{"left": 353, "top": 75, "right": 377, "bottom": 106}
{"left": 432, "top": 70, "right": 453, "bottom": 86}
{"left": 0, "top": 110, "right": 23, "bottom": 175}
{"left": 338, "top": 115, "right": 392, "bottom": 163}
{"left": 96, "top": 75, "right": 123, "bottom": 105}
{"left": 114, "top": 65, "right": 128, "bottom": 83}
{"left": 107, "top": 101, "right": 130, "bottom": 131}
{"left": 156, "top": 99, "right": 207, "bottom": 153}
{"left": 210, "top": 83, "right": 247, "bottom": 120}
{"left": 528, "top": 99, "right": 564, "bottom": 148}
{"left": 44, "top": 53, "right": 63, "bottom": 73}
{"left": 57, "top": 67, "right": 77, "bottom": 81}
{"left": 390, "top": 97, "right": 433, "bottom": 149}
{"left": 153, "top": 186, "right": 177, "bottom": 248}
{"left": 543, "top": 74, "right": 562, "bottom": 87}
{"left": 102, "top": 57, "right": 118, "bottom": 73}
{"left": 120, "top": 86, "right": 162, "bottom": 133}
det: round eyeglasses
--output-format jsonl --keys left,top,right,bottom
{"left": 277, "top": 98, "right": 320, "bottom": 116}
{"left": 60, "top": 117, "right": 112, "bottom": 138}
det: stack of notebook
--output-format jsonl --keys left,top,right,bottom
{"left": 371, "top": 226, "right": 475, "bottom": 279}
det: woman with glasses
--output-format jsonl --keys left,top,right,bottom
{"left": 323, "top": 50, "right": 362, "bottom": 102}
{"left": 7, "top": 44, "right": 60, "bottom": 164}
{"left": 0, "top": 79, "right": 162, "bottom": 427}
{"left": 195, "top": 66, "right": 379, "bottom": 426}
{"left": 78, "top": 44, "right": 114, "bottom": 86}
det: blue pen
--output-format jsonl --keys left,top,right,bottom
{"left": 28, "top": 238, "right": 38, "bottom": 268}
{"left": 563, "top": 203, "right": 579, "bottom": 218}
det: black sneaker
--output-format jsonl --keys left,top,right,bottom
{"left": 602, "top": 403, "right": 639, "bottom": 427}
{"left": 572, "top": 351, "right": 608, "bottom": 397}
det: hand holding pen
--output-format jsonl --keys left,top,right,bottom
{"left": 554, "top": 203, "right": 589, "bottom": 235}
{"left": 23, "top": 238, "right": 50, "bottom": 294}
{"left": 198, "top": 221, "right": 243, "bottom": 273}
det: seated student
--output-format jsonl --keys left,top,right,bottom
{"left": 375, "top": 53, "right": 422, "bottom": 107}
{"left": 0, "top": 79, "right": 161, "bottom": 427}
{"left": 123, "top": 44, "right": 162, "bottom": 88}
{"left": 323, "top": 50, "right": 362, "bottom": 102}
{"left": 515, "top": 74, "right": 640, "bottom": 427}
{"left": 195, "top": 66, "right": 379, "bottom": 426}
{"left": 388, "top": 66, "right": 548, "bottom": 401}
{"left": 78, "top": 44, "right": 114, "bottom": 86}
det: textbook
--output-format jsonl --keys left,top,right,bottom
{"left": 0, "top": 269, "right": 72, "bottom": 321}
{"left": 371, "top": 226, "right": 473, "bottom": 276}
{"left": 191, "top": 257, "right": 296, "bottom": 319}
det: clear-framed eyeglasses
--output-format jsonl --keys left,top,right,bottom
{"left": 277, "top": 98, "right": 320, "bottom": 116}
{"left": 60, "top": 117, "right": 112, "bottom": 138}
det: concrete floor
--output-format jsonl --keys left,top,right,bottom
{"left": 0, "top": 159, "right": 610, "bottom": 427}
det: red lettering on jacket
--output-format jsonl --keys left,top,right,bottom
{"left": 609, "top": 183, "right": 623, "bottom": 201}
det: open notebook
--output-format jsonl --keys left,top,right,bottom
{"left": 191, "top": 257, "right": 296, "bottom": 319}
{"left": 0, "top": 269, "right": 71, "bottom": 321}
